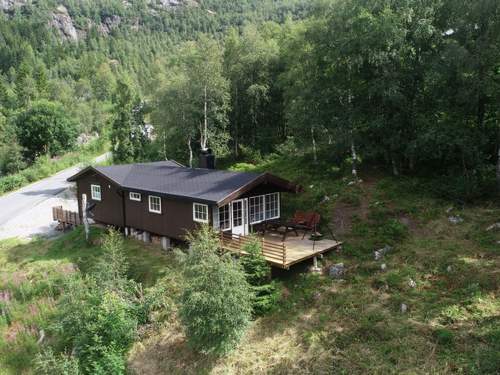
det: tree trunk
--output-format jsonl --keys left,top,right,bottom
{"left": 187, "top": 136, "right": 193, "bottom": 168}
{"left": 391, "top": 156, "right": 399, "bottom": 176}
{"left": 497, "top": 124, "right": 500, "bottom": 193}
{"left": 350, "top": 134, "right": 358, "bottom": 180}
{"left": 311, "top": 125, "right": 317, "bottom": 163}
{"left": 202, "top": 85, "right": 208, "bottom": 151}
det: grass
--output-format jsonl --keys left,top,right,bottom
{"left": 0, "top": 227, "right": 179, "bottom": 374}
{"left": 0, "top": 139, "right": 108, "bottom": 196}
{"left": 0, "top": 154, "right": 499, "bottom": 374}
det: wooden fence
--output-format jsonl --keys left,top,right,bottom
{"left": 52, "top": 206, "right": 81, "bottom": 228}
{"left": 219, "top": 231, "right": 287, "bottom": 268}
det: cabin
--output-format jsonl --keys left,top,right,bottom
{"left": 67, "top": 154, "right": 341, "bottom": 269}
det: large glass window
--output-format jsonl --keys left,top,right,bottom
{"left": 148, "top": 195, "right": 161, "bottom": 214}
{"left": 249, "top": 195, "right": 265, "bottom": 224}
{"left": 265, "top": 192, "right": 279, "bottom": 220}
{"left": 91, "top": 184, "right": 101, "bottom": 201}
{"left": 218, "top": 204, "right": 231, "bottom": 230}
{"left": 193, "top": 203, "right": 209, "bottom": 223}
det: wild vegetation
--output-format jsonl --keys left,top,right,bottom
{"left": 0, "top": 153, "right": 498, "bottom": 374}
{"left": 1, "top": 0, "right": 499, "bottom": 374}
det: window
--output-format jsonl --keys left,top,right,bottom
{"left": 193, "top": 203, "right": 208, "bottom": 223}
{"left": 249, "top": 195, "right": 265, "bottom": 224}
{"left": 129, "top": 192, "right": 141, "bottom": 201}
{"left": 265, "top": 192, "right": 280, "bottom": 220}
{"left": 218, "top": 204, "right": 231, "bottom": 230}
{"left": 91, "top": 184, "right": 101, "bottom": 201}
{"left": 148, "top": 195, "right": 161, "bottom": 214}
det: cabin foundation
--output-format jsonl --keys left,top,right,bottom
{"left": 161, "top": 236, "right": 171, "bottom": 250}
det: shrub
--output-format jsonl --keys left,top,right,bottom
{"left": 434, "top": 328, "right": 454, "bottom": 347}
{"left": 240, "top": 236, "right": 280, "bottom": 315}
{"left": 180, "top": 226, "right": 253, "bottom": 355}
{"left": 53, "top": 276, "right": 137, "bottom": 374}
{"left": 34, "top": 349, "right": 81, "bottom": 375}
{"left": 93, "top": 228, "right": 128, "bottom": 290}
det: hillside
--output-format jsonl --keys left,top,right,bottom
{"left": 0, "top": 161, "right": 498, "bottom": 374}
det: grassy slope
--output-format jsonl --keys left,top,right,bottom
{"left": 0, "top": 227, "right": 179, "bottom": 374}
{"left": 0, "top": 155, "right": 499, "bottom": 374}
{"left": 127, "top": 166, "right": 499, "bottom": 374}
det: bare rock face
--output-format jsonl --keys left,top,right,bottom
{"left": 0, "top": 0, "right": 26, "bottom": 12}
{"left": 98, "top": 15, "right": 122, "bottom": 35}
{"left": 50, "top": 5, "right": 78, "bottom": 41}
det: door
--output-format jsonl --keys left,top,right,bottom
{"left": 231, "top": 199, "right": 248, "bottom": 236}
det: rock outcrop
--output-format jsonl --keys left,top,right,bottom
{"left": 50, "top": 5, "right": 78, "bottom": 41}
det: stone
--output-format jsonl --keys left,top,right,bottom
{"left": 329, "top": 263, "right": 345, "bottom": 279}
{"left": 380, "top": 263, "right": 387, "bottom": 272}
{"left": 446, "top": 265, "right": 453, "bottom": 273}
{"left": 486, "top": 223, "right": 500, "bottom": 231}
{"left": 408, "top": 279, "right": 416, "bottom": 288}
{"left": 374, "top": 245, "right": 392, "bottom": 260}
{"left": 401, "top": 303, "right": 408, "bottom": 313}
{"left": 448, "top": 216, "right": 463, "bottom": 224}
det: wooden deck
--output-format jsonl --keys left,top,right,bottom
{"left": 219, "top": 231, "right": 342, "bottom": 269}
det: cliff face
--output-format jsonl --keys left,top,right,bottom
{"left": 50, "top": 5, "right": 78, "bottom": 41}
{"left": 1, "top": 0, "right": 199, "bottom": 42}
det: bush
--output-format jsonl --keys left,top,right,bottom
{"left": 34, "top": 349, "right": 81, "bottom": 375}
{"left": 0, "top": 173, "right": 27, "bottom": 193}
{"left": 180, "top": 226, "right": 253, "bottom": 355}
{"left": 240, "top": 236, "right": 280, "bottom": 315}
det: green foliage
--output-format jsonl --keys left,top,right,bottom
{"left": 15, "top": 100, "right": 77, "bottom": 160}
{"left": 180, "top": 225, "right": 253, "bottom": 354}
{"left": 93, "top": 228, "right": 128, "bottom": 288}
{"left": 240, "top": 236, "right": 280, "bottom": 315}
{"left": 34, "top": 349, "right": 81, "bottom": 375}
{"left": 0, "top": 138, "right": 107, "bottom": 195}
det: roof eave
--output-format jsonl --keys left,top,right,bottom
{"left": 216, "top": 172, "right": 302, "bottom": 207}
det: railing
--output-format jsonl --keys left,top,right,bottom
{"left": 219, "top": 232, "right": 287, "bottom": 267}
{"left": 52, "top": 206, "right": 81, "bottom": 227}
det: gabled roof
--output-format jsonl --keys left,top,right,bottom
{"left": 68, "top": 160, "right": 300, "bottom": 206}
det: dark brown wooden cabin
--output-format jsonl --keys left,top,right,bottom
{"left": 67, "top": 160, "right": 300, "bottom": 242}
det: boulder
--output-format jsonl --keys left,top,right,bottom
{"left": 329, "top": 263, "right": 345, "bottom": 279}
{"left": 408, "top": 279, "right": 416, "bottom": 288}
{"left": 380, "top": 263, "right": 387, "bottom": 272}
{"left": 401, "top": 303, "right": 408, "bottom": 313}
{"left": 486, "top": 223, "right": 500, "bottom": 231}
{"left": 448, "top": 216, "right": 463, "bottom": 224}
{"left": 374, "top": 245, "right": 392, "bottom": 260}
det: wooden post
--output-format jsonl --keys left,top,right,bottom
{"left": 282, "top": 243, "right": 286, "bottom": 267}
{"left": 82, "top": 194, "right": 89, "bottom": 242}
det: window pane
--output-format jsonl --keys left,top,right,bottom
{"left": 218, "top": 204, "right": 230, "bottom": 230}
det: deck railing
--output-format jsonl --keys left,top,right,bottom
{"left": 52, "top": 206, "right": 81, "bottom": 227}
{"left": 219, "top": 231, "right": 287, "bottom": 267}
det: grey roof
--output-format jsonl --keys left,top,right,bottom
{"left": 92, "top": 160, "right": 261, "bottom": 204}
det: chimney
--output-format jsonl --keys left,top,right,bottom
{"left": 199, "top": 148, "right": 215, "bottom": 169}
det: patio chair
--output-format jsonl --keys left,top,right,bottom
{"left": 296, "top": 212, "right": 321, "bottom": 239}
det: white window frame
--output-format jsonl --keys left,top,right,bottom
{"left": 193, "top": 203, "right": 209, "bottom": 223}
{"left": 148, "top": 195, "right": 161, "bottom": 214}
{"left": 249, "top": 195, "right": 265, "bottom": 224}
{"left": 265, "top": 192, "right": 280, "bottom": 220}
{"left": 91, "top": 184, "right": 101, "bottom": 201}
{"left": 129, "top": 192, "right": 141, "bottom": 201}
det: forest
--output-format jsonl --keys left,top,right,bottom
{"left": 0, "top": 0, "right": 499, "bottom": 201}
